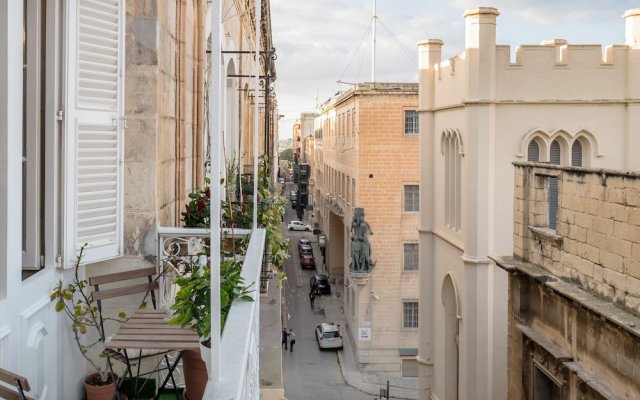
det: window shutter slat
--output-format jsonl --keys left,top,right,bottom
{"left": 65, "top": 0, "right": 123, "bottom": 266}
{"left": 548, "top": 177, "right": 558, "bottom": 229}
{"left": 550, "top": 141, "right": 561, "bottom": 165}
{"left": 527, "top": 141, "right": 539, "bottom": 162}
{"left": 571, "top": 141, "right": 582, "bottom": 167}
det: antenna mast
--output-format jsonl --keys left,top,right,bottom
{"left": 371, "top": 0, "right": 377, "bottom": 82}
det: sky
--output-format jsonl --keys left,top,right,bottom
{"left": 270, "top": 0, "right": 639, "bottom": 139}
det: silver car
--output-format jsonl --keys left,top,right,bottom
{"left": 315, "top": 322, "right": 343, "bottom": 349}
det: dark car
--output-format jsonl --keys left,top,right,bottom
{"left": 300, "top": 254, "right": 316, "bottom": 269}
{"left": 310, "top": 274, "right": 331, "bottom": 294}
{"left": 291, "top": 199, "right": 297, "bottom": 209}
{"left": 298, "top": 244, "right": 313, "bottom": 256}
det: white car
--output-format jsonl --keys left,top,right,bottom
{"left": 315, "top": 322, "right": 343, "bottom": 349}
{"left": 288, "top": 220, "right": 311, "bottom": 231}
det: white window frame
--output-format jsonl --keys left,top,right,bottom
{"left": 403, "top": 301, "right": 419, "bottom": 329}
{"left": 404, "top": 110, "right": 419, "bottom": 135}
{"left": 404, "top": 184, "right": 419, "bottom": 212}
{"left": 22, "top": 0, "right": 46, "bottom": 271}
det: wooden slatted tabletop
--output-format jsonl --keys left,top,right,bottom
{"left": 105, "top": 309, "right": 200, "bottom": 351}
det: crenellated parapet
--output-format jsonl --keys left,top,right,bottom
{"left": 420, "top": 8, "right": 640, "bottom": 108}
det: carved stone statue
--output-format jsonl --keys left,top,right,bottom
{"left": 349, "top": 208, "right": 374, "bottom": 272}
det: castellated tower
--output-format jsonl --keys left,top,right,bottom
{"left": 417, "top": 7, "right": 640, "bottom": 400}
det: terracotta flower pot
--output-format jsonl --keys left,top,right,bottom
{"left": 84, "top": 372, "right": 118, "bottom": 400}
{"left": 182, "top": 350, "right": 207, "bottom": 400}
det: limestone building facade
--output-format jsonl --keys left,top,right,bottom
{"left": 313, "top": 82, "right": 421, "bottom": 378}
{"left": 494, "top": 163, "right": 640, "bottom": 400}
{"left": 0, "top": 0, "right": 277, "bottom": 398}
{"left": 417, "top": 7, "right": 640, "bottom": 400}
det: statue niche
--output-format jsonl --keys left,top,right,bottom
{"left": 349, "top": 208, "right": 374, "bottom": 272}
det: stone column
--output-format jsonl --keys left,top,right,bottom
{"left": 624, "top": 9, "right": 640, "bottom": 170}
{"left": 462, "top": 7, "right": 507, "bottom": 400}
{"left": 416, "top": 38, "right": 443, "bottom": 400}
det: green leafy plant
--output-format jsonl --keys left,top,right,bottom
{"left": 50, "top": 244, "right": 124, "bottom": 384}
{"left": 168, "top": 257, "right": 253, "bottom": 343}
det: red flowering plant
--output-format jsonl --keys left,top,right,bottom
{"left": 182, "top": 186, "right": 211, "bottom": 228}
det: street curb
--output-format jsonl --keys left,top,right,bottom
{"left": 336, "top": 349, "right": 417, "bottom": 400}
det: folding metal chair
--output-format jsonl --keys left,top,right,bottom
{"left": 0, "top": 367, "right": 31, "bottom": 400}
{"left": 89, "top": 267, "right": 181, "bottom": 399}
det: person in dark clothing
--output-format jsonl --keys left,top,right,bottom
{"left": 309, "top": 290, "right": 316, "bottom": 308}
{"left": 289, "top": 329, "right": 296, "bottom": 352}
{"left": 282, "top": 328, "right": 288, "bottom": 350}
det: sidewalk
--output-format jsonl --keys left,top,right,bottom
{"left": 305, "top": 219, "right": 418, "bottom": 400}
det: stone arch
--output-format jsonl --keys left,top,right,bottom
{"left": 549, "top": 131, "right": 571, "bottom": 165}
{"left": 573, "top": 129, "right": 601, "bottom": 161}
{"left": 440, "top": 129, "right": 464, "bottom": 155}
{"left": 520, "top": 129, "right": 551, "bottom": 159}
{"left": 441, "top": 273, "right": 460, "bottom": 400}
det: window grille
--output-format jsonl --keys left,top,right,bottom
{"left": 528, "top": 141, "right": 540, "bottom": 162}
{"left": 403, "top": 244, "right": 419, "bottom": 271}
{"left": 571, "top": 140, "right": 582, "bottom": 167}
{"left": 404, "top": 111, "right": 419, "bottom": 135}
{"left": 404, "top": 185, "right": 419, "bottom": 212}
{"left": 403, "top": 302, "right": 419, "bottom": 328}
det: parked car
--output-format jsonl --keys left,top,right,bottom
{"left": 298, "top": 244, "right": 313, "bottom": 256}
{"left": 291, "top": 199, "right": 297, "bottom": 209}
{"left": 310, "top": 274, "right": 331, "bottom": 294}
{"left": 300, "top": 254, "right": 316, "bottom": 269}
{"left": 297, "top": 238, "right": 311, "bottom": 252}
{"left": 290, "top": 191, "right": 297, "bottom": 201}
{"left": 315, "top": 322, "right": 343, "bottom": 349}
{"left": 288, "top": 220, "right": 311, "bottom": 231}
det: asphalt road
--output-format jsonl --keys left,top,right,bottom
{"left": 281, "top": 183, "right": 371, "bottom": 400}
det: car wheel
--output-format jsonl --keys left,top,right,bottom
{"left": 305, "top": 227, "right": 310, "bottom": 231}
{"left": 288, "top": 227, "right": 293, "bottom": 231}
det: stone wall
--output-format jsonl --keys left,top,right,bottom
{"left": 315, "top": 83, "right": 421, "bottom": 377}
{"left": 514, "top": 163, "right": 640, "bottom": 314}
{"left": 87, "top": 1, "right": 205, "bottom": 272}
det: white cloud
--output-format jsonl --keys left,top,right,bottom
{"left": 271, "top": 0, "right": 638, "bottom": 138}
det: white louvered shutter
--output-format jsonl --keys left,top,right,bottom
{"left": 65, "top": 0, "right": 124, "bottom": 265}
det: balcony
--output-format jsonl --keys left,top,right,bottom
{"left": 157, "top": 226, "right": 265, "bottom": 399}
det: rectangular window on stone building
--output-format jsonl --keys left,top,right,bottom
{"left": 401, "top": 359, "right": 419, "bottom": 378}
{"left": 403, "top": 301, "right": 419, "bottom": 328}
{"left": 404, "top": 110, "right": 419, "bottom": 135}
{"left": 404, "top": 185, "right": 419, "bottom": 212}
{"left": 403, "top": 243, "right": 419, "bottom": 271}
{"left": 548, "top": 177, "right": 558, "bottom": 230}
{"left": 534, "top": 366, "right": 561, "bottom": 400}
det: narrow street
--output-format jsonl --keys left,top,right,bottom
{"left": 280, "top": 183, "right": 371, "bottom": 400}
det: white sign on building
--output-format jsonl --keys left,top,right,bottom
{"left": 358, "top": 327, "right": 372, "bottom": 341}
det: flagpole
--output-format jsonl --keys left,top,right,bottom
{"left": 253, "top": 0, "right": 262, "bottom": 229}
{"left": 209, "top": 0, "right": 222, "bottom": 382}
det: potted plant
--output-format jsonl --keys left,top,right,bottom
{"left": 50, "top": 244, "right": 126, "bottom": 400}
{"left": 169, "top": 255, "right": 252, "bottom": 400}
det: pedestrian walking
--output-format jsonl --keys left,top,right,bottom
{"left": 289, "top": 329, "right": 296, "bottom": 352}
{"left": 282, "top": 328, "right": 288, "bottom": 350}
{"left": 309, "top": 290, "right": 316, "bottom": 308}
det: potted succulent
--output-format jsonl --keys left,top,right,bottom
{"left": 50, "top": 244, "right": 126, "bottom": 400}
